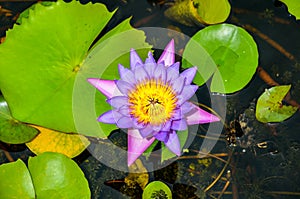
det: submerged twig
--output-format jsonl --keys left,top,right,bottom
{"left": 243, "top": 24, "right": 296, "bottom": 61}
{"left": 204, "top": 150, "right": 232, "bottom": 192}
{"left": 265, "top": 191, "right": 300, "bottom": 196}
{"left": 3, "top": 150, "right": 14, "bottom": 162}
{"left": 191, "top": 149, "right": 229, "bottom": 164}
{"left": 217, "top": 180, "right": 231, "bottom": 199}
{"left": 232, "top": 8, "right": 293, "bottom": 25}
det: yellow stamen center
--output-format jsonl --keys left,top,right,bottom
{"left": 128, "top": 79, "right": 177, "bottom": 126}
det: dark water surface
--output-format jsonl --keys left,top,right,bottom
{"left": 0, "top": 0, "right": 300, "bottom": 198}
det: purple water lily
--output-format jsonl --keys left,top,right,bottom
{"left": 88, "top": 40, "right": 220, "bottom": 166}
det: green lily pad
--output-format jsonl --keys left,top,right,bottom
{"left": 0, "top": 0, "right": 151, "bottom": 138}
{"left": 280, "top": 0, "right": 300, "bottom": 20}
{"left": 0, "top": 96, "right": 39, "bottom": 144}
{"left": 182, "top": 23, "right": 258, "bottom": 94}
{"left": 161, "top": 129, "right": 189, "bottom": 162}
{"left": 0, "top": 159, "right": 35, "bottom": 199}
{"left": 142, "top": 181, "right": 172, "bottom": 199}
{"left": 28, "top": 152, "right": 90, "bottom": 199}
{"left": 165, "top": 0, "right": 230, "bottom": 26}
{"left": 0, "top": 152, "right": 90, "bottom": 199}
{"left": 195, "top": 0, "right": 231, "bottom": 24}
{"left": 256, "top": 85, "right": 298, "bottom": 123}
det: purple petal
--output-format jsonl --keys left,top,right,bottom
{"left": 154, "top": 131, "right": 169, "bottom": 142}
{"left": 144, "top": 63, "right": 156, "bottom": 77}
{"left": 145, "top": 51, "right": 156, "bottom": 64}
{"left": 177, "top": 85, "right": 198, "bottom": 105}
{"left": 127, "top": 129, "right": 155, "bottom": 166}
{"left": 139, "top": 124, "right": 154, "bottom": 138}
{"left": 117, "top": 116, "right": 133, "bottom": 128}
{"left": 130, "top": 49, "right": 143, "bottom": 70}
{"left": 171, "top": 75, "right": 185, "bottom": 94}
{"left": 166, "top": 62, "right": 180, "bottom": 82}
{"left": 153, "top": 64, "right": 167, "bottom": 83}
{"left": 180, "top": 67, "right": 197, "bottom": 85}
{"left": 180, "top": 101, "right": 196, "bottom": 115}
{"left": 116, "top": 80, "right": 134, "bottom": 95}
{"left": 161, "top": 121, "right": 171, "bottom": 131}
{"left": 185, "top": 103, "right": 220, "bottom": 125}
{"left": 118, "top": 105, "right": 131, "bottom": 115}
{"left": 87, "top": 79, "right": 122, "bottom": 98}
{"left": 152, "top": 123, "right": 163, "bottom": 132}
{"left": 164, "top": 130, "right": 181, "bottom": 156}
{"left": 97, "top": 110, "right": 122, "bottom": 124}
{"left": 158, "top": 39, "right": 175, "bottom": 67}
{"left": 118, "top": 64, "right": 135, "bottom": 84}
{"left": 134, "top": 66, "right": 149, "bottom": 83}
{"left": 106, "top": 96, "right": 129, "bottom": 108}
{"left": 171, "top": 109, "right": 182, "bottom": 120}
{"left": 171, "top": 119, "right": 187, "bottom": 131}
{"left": 132, "top": 118, "right": 146, "bottom": 129}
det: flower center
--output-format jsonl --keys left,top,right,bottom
{"left": 128, "top": 79, "right": 177, "bottom": 126}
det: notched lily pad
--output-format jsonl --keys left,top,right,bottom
{"left": 0, "top": 0, "right": 151, "bottom": 138}
{"left": 182, "top": 23, "right": 258, "bottom": 94}
{"left": 0, "top": 96, "right": 39, "bottom": 144}
{"left": 256, "top": 85, "right": 298, "bottom": 123}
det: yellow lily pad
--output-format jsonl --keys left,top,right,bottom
{"left": 26, "top": 125, "right": 90, "bottom": 158}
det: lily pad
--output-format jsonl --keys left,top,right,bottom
{"left": 0, "top": 159, "right": 35, "bottom": 199}
{"left": 0, "top": 96, "right": 39, "bottom": 144}
{"left": 26, "top": 125, "right": 90, "bottom": 158}
{"left": 142, "top": 181, "right": 172, "bottom": 199}
{"left": 0, "top": 152, "right": 90, "bottom": 199}
{"left": 28, "top": 152, "right": 90, "bottom": 199}
{"left": 256, "top": 85, "right": 298, "bottom": 123}
{"left": 0, "top": 0, "right": 151, "bottom": 138}
{"left": 280, "top": 0, "right": 300, "bottom": 20}
{"left": 165, "top": 0, "right": 231, "bottom": 26}
{"left": 182, "top": 23, "right": 258, "bottom": 93}
{"left": 195, "top": 0, "right": 231, "bottom": 24}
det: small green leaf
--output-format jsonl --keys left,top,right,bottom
{"left": 280, "top": 0, "right": 300, "bottom": 20}
{"left": 0, "top": 159, "right": 35, "bottom": 199}
{"left": 0, "top": 96, "right": 39, "bottom": 144}
{"left": 256, "top": 85, "right": 298, "bottom": 123}
{"left": 142, "top": 181, "right": 172, "bottom": 199}
{"left": 164, "top": 0, "right": 230, "bottom": 26}
{"left": 161, "top": 129, "right": 189, "bottom": 162}
{"left": 28, "top": 152, "right": 90, "bottom": 199}
{"left": 182, "top": 23, "right": 258, "bottom": 94}
{"left": 195, "top": 0, "right": 231, "bottom": 24}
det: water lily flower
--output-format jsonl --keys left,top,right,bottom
{"left": 88, "top": 40, "right": 220, "bottom": 166}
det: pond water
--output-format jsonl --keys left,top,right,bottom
{"left": 0, "top": 0, "right": 300, "bottom": 198}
